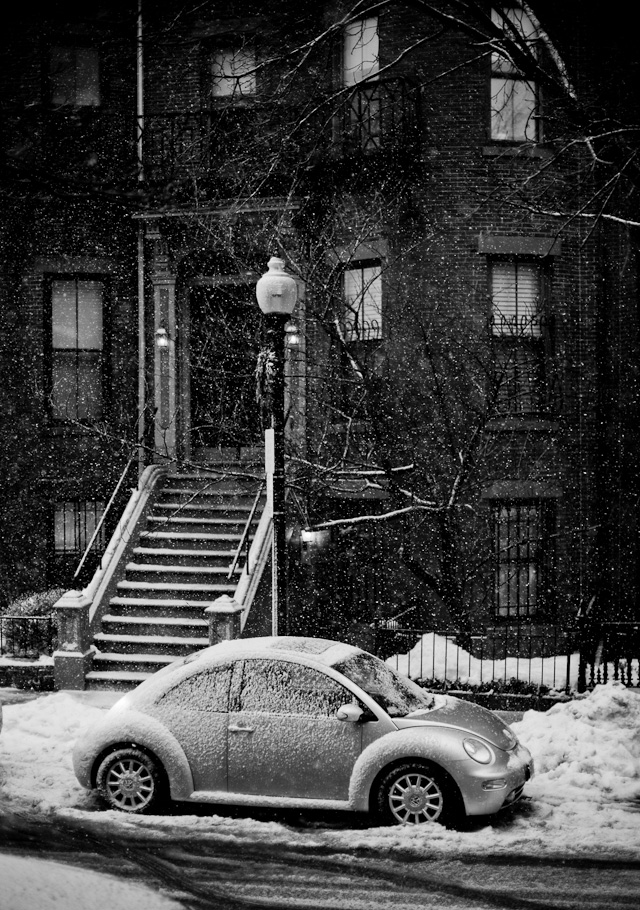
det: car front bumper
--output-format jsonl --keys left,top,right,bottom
{"left": 451, "top": 742, "right": 534, "bottom": 816}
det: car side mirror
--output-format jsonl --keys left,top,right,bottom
{"left": 336, "top": 703, "right": 364, "bottom": 723}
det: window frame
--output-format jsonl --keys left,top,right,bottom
{"left": 44, "top": 274, "right": 112, "bottom": 424}
{"left": 208, "top": 41, "right": 257, "bottom": 101}
{"left": 489, "top": 258, "right": 551, "bottom": 417}
{"left": 341, "top": 16, "right": 382, "bottom": 151}
{"left": 47, "top": 43, "right": 101, "bottom": 109}
{"left": 235, "top": 658, "right": 354, "bottom": 717}
{"left": 491, "top": 498, "right": 555, "bottom": 620}
{"left": 342, "top": 16, "right": 380, "bottom": 87}
{"left": 53, "top": 498, "right": 106, "bottom": 557}
{"left": 342, "top": 260, "right": 383, "bottom": 344}
{"left": 489, "top": 6, "right": 540, "bottom": 143}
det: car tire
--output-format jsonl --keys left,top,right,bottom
{"left": 375, "top": 761, "right": 458, "bottom": 826}
{"left": 96, "top": 747, "right": 166, "bottom": 814}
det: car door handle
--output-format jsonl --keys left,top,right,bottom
{"left": 229, "top": 725, "right": 255, "bottom": 733}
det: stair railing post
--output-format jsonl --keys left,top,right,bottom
{"left": 205, "top": 595, "right": 244, "bottom": 645}
{"left": 53, "top": 590, "right": 93, "bottom": 689}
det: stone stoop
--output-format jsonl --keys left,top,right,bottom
{"left": 85, "top": 467, "right": 264, "bottom": 690}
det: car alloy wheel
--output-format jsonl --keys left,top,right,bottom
{"left": 96, "top": 748, "right": 164, "bottom": 814}
{"left": 378, "top": 762, "right": 446, "bottom": 825}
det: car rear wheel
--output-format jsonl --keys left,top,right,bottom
{"left": 96, "top": 748, "right": 166, "bottom": 814}
{"left": 376, "top": 762, "right": 450, "bottom": 825}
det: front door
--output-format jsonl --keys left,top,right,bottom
{"left": 189, "top": 282, "right": 262, "bottom": 454}
{"left": 227, "top": 658, "right": 363, "bottom": 800}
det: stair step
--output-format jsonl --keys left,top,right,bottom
{"left": 132, "top": 546, "right": 241, "bottom": 560}
{"left": 95, "top": 631, "right": 209, "bottom": 648}
{"left": 109, "top": 596, "right": 224, "bottom": 610}
{"left": 101, "top": 614, "right": 210, "bottom": 638}
{"left": 147, "top": 516, "right": 246, "bottom": 529}
{"left": 85, "top": 669, "right": 155, "bottom": 689}
{"left": 101, "top": 615, "right": 209, "bottom": 627}
{"left": 117, "top": 580, "right": 235, "bottom": 595}
{"left": 160, "top": 487, "right": 263, "bottom": 499}
{"left": 93, "top": 651, "right": 175, "bottom": 665}
{"left": 140, "top": 531, "right": 242, "bottom": 547}
{"left": 153, "top": 501, "right": 255, "bottom": 514}
{"left": 125, "top": 562, "right": 236, "bottom": 577}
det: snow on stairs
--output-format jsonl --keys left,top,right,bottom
{"left": 86, "top": 468, "right": 264, "bottom": 690}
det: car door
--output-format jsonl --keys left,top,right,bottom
{"left": 152, "top": 663, "right": 233, "bottom": 793}
{"left": 227, "top": 658, "right": 363, "bottom": 800}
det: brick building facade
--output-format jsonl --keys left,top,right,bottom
{"left": 1, "top": 2, "right": 638, "bottom": 654}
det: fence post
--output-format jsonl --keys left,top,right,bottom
{"left": 53, "top": 591, "right": 93, "bottom": 690}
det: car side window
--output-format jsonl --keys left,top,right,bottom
{"left": 157, "top": 664, "right": 233, "bottom": 712}
{"left": 237, "top": 659, "right": 351, "bottom": 717}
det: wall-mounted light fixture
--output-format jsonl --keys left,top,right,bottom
{"left": 285, "top": 321, "right": 301, "bottom": 346}
{"left": 155, "top": 324, "right": 170, "bottom": 350}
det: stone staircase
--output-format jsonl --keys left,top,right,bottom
{"left": 85, "top": 469, "right": 265, "bottom": 690}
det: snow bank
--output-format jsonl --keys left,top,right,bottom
{"left": 0, "top": 691, "right": 119, "bottom": 814}
{"left": 387, "top": 631, "right": 579, "bottom": 691}
{"left": 1, "top": 684, "right": 639, "bottom": 861}
{"left": 0, "top": 854, "right": 184, "bottom": 910}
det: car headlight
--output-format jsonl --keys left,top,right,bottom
{"left": 463, "top": 737, "right": 494, "bottom": 764}
{"left": 503, "top": 726, "right": 518, "bottom": 750}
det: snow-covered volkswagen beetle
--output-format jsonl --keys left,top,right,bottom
{"left": 74, "top": 636, "right": 533, "bottom": 825}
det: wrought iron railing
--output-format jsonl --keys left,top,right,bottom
{"left": 228, "top": 479, "right": 266, "bottom": 581}
{"left": 0, "top": 615, "right": 56, "bottom": 659}
{"left": 340, "top": 76, "right": 419, "bottom": 154}
{"left": 375, "top": 624, "right": 576, "bottom": 693}
{"left": 73, "top": 454, "right": 138, "bottom": 587}
{"left": 578, "top": 621, "right": 640, "bottom": 690}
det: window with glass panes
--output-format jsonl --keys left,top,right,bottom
{"left": 492, "top": 500, "right": 553, "bottom": 618}
{"left": 343, "top": 263, "right": 382, "bottom": 342}
{"left": 54, "top": 500, "right": 105, "bottom": 556}
{"left": 490, "top": 7, "right": 538, "bottom": 141}
{"left": 343, "top": 17, "right": 381, "bottom": 150}
{"left": 490, "top": 261, "right": 545, "bottom": 414}
{"left": 211, "top": 45, "right": 256, "bottom": 98}
{"left": 49, "top": 45, "right": 100, "bottom": 107}
{"left": 50, "top": 277, "right": 105, "bottom": 420}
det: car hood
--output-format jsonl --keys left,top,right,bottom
{"left": 394, "top": 695, "right": 516, "bottom": 751}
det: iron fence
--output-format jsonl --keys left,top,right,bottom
{"left": 0, "top": 615, "right": 56, "bottom": 659}
{"left": 375, "top": 625, "right": 576, "bottom": 693}
{"left": 578, "top": 622, "right": 640, "bottom": 690}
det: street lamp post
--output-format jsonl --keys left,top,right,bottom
{"left": 256, "top": 257, "right": 298, "bottom": 636}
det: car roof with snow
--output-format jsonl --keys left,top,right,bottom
{"left": 121, "top": 636, "right": 365, "bottom": 705}
{"left": 185, "top": 636, "right": 360, "bottom": 667}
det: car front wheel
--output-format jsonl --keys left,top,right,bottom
{"left": 96, "top": 747, "right": 166, "bottom": 814}
{"left": 376, "top": 762, "right": 450, "bottom": 825}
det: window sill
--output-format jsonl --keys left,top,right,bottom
{"left": 486, "top": 416, "right": 559, "bottom": 433}
{"left": 482, "top": 145, "right": 553, "bottom": 160}
{"left": 47, "top": 422, "right": 99, "bottom": 437}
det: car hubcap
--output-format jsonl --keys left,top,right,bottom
{"left": 105, "top": 759, "right": 154, "bottom": 811}
{"left": 388, "top": 772, "right": 443, "bottom": 824}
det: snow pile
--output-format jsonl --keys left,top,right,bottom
{"left": 0, "top": 691, "right": 117, "bottom": 814}
{"left": 0, "top": 854, "right": 185, "bottom": 910}
{"left": 0, "top": 683, "right": 639, "bottom": 861}
{"left": 515, "top": 682, "right": 640, "bottom": 810}
{"left": 388, "top": 631, "right": 579, "bottom": 690}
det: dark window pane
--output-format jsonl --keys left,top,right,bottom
{"left": 492, "top": 501, "right": 552, "bottom": 619}
{"left": 238, "top": 659, "right": 349, "bottom": 716}
{"left": 54, "top": 500, "right": 105, "bottom": 554}
{"left": 159, "top": 666, "right": 233, "bottom": 712}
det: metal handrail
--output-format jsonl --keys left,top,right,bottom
{"left": 228, "top": 479, "right": 266, "bottom": 581}
{"left": 73, "top": 453, "right": 137, "bottom": 580}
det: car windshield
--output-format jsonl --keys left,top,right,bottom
{"left": 334, "top": 653, "right": 435, "bottom": 717}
